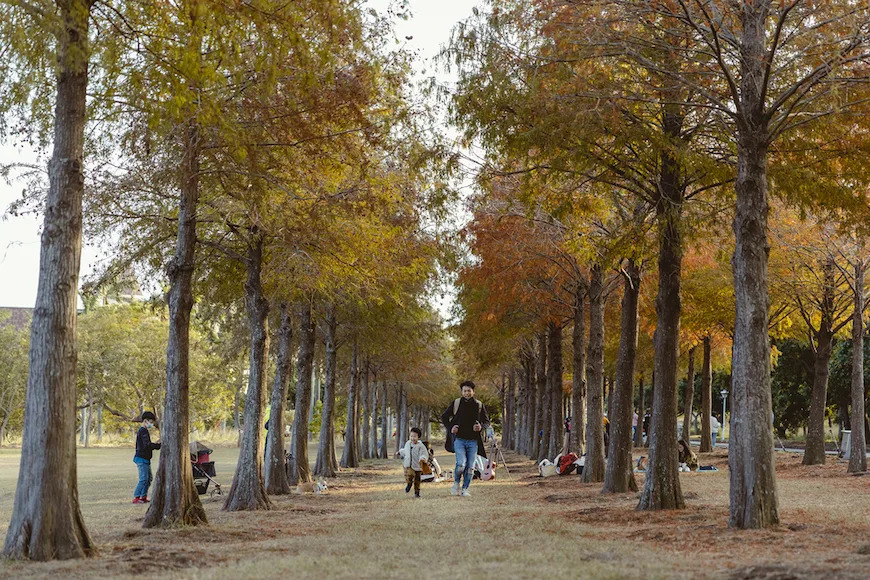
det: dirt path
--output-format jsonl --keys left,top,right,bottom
{"left": 1, "top": 447, "right": 869, "bottom": 578}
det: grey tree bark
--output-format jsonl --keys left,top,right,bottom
{"left": 314, "top": 306, "right": 339, "bottom": 477}
{"left": 699, "top": 336, "right": 713, "bottom": 452}
{"left": 525, "top": 349, "right": 538, "bottom": 458}
{"left": 571, "top": 283, "right": 587, "bottom": 454}
{"left": 340, "top": 339, "right": 360, "bottom": 468}
{"left": 849, "top": 258, "right": 867, "bottom": 474}
{"left": 536, "top": 331, "right": 550, "bottom": 462}
{"left": 639, "top": 110, "right": 685, "bottom": 511}
{"left": 547, "top": 322, "right": 563, "bottom": 459}
{"left": 290, "top": 300, "right": 316, "bottom": 483}
{"left": 379, "top": 383, "right": 388, "bottom": 458}
{"left": 2, "top": 0, "right": 96, "bottom": 558}
{"left": 603, "top": 260, "right": 640, "bottom": 494}
{"left": 682, "top": 347, "right": 696, "bottom": 442}
{"left": 264, "top": 303, "right": 293, "bottom": 494}
{"left": 582, "top": 264, "right": 606, "bottom": 483}
{"left": 370, "top": 378, "right": 378, "bottom": 459}
{"left": 222, "top": 234, "right": 271, "bottom": 512}
{"left": 505, "top": 368, "right": 515, "bottom": 449}
{"left": 361, "top": 361, "right": 370, "bottom": 459}
{"left": 803, "top": 259, "right": 836, "bottom": 465}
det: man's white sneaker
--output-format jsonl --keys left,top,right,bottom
{"left": 461, "top": 489, "right": 471, "bottom": 497}
{"left": 450, "top": 483, "right": 459, "bottom": 496}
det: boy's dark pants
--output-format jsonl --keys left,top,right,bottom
{"left": 404, "top": 467, "right": 421, "bottom": 494}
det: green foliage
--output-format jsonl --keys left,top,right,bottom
{"left": 770, "top": 340, "right": 814, "bottom": 438}
{"left": 0, "top": 313, "right": 29, "bottom": 442}
{"left": 828, "top": 337, "right": 870, "bottom": 428}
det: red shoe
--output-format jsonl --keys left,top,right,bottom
{"left": 132, "top": 497, "right": 143, "bottom": 504}
{"left": 140, "top": 497, "right": 150, "bottom": 503}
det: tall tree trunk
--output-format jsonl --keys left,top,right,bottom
{"left": 222, "top": 235, "right": 271, "bottom": 512}
{"left": 604, "top": 260, "right": 640, "bottom": 493}
{"left": 634, "top": 373, "right": 645, "bottom": 448}
{"left": 582, "top": 264, "right": 606, "bottom": 483}
{"left": 639, "top": 114, "right": 685, "bottom": 511}
{"left": 290, "top": 300, "right": 316, "bottom": 483}
{"left": 505, "top": 368, "right": 515, "bottom": 449}
{"left": 526, "top": 351, "right": 538, "bottom": 458}
{"left": 699, "top": 336, "right": 714, "bottom": 452}
{"left": 682, "top": 347, "right": 696, "bottom": 441}
{"left": 314, "top": 306, "right": 339, "bottom": 478}
{"left": 2, "top": 1, "right": 95, "bottom": 559}
{"left": 804, "top": 259, "right": 836, "bottom": 465}
{"left": 370, "top": 378, "right": 379, "bottom": 459}
{"left": 547, "top": 322, "right": 563, "bottom": 459}
{"left": 729, "top": 6, "right": 780, "bottom": 525}
{"left": 143, "top": 118, "right": 207, "bottom": 526}
{"left": 379, "top": 384, "right": 388, "bottom": 458}
{"left": 849, "top": 258, "right": 867, "bottom": 473}
{"left": 340, "top": 339, "right": 360, "bottom": 468}
{"left": 536, "top": 331, "right": 551, "bottom": 462}
{"left": 572, "top": 284, "right": 587, "bottom": 454}
{"left": 361, "top": 362, "right": 370, "bottom": 459}
{"left": 264, "top": 304, "right": 293, "bottom": 494}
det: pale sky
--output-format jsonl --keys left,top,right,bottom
{"left": 0, "top": 0, "right": 478, "bottom": 310}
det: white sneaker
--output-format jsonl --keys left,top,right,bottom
{"left": 461, "top": 489, "right": 471, "bottom": 497}
{"left": 450, "top": 483, "right": 459, "bottom": 496}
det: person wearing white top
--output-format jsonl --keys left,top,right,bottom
{"left": 401, "top": 427, "right": 429, "bottom": 498}
{"left": 711, "top": 415, "right": 721, "bottom": 446}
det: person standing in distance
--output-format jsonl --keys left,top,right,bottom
{"left": 441, "top": 380, "right": 490, "bottom": 497}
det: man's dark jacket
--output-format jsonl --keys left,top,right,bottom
{"left": 441, "top": 397, "right": 490, "bottom": 459}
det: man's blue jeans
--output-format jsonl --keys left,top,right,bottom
{"left": 134, "top": 457, "right": 152, "bottom": 497}
{"left": 453, "top": 437, "right": 478, "bottom": 490}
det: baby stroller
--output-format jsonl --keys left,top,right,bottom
{"left": 190, "top": 440, "right": 222, "bottom": 498}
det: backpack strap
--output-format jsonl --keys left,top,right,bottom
{"left": 453, "top": 397, "right": 461, "bottom": 416}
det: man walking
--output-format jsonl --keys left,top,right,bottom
{"left": 441, "top": 380, "right": 490, "bottom": 497}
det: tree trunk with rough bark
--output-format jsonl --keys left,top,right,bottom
{"left": 361, "top": 362, "right": 370, "bottom": 459}
{"left": 222, "top": 236, "right": 271, "bottom": 512}
{"left": 370, "top": 378, "right": 379, "bottom": 459}
{"left": 536, "top": 331, "right": 551, "bottom": 462}
{"left": 290, "top": 300, "right": 316, "bottom": 483}
{"left": 2, "top": 1, "right": 96, "bottom": 557}
{"left": 682, "top": 347, "right": 696, "bottom": 441}
{"left": 572, "top": 284, "right": 587, "bottom": 454}
{"left": 547, "top": 322, "right": 563, "bottom": 459}
{"left": 505, "top": 368, "right": 515, "bottom": 449}
{"left": 639, "top": 113, "right": 685, "bottom": 511}
{"left": 729, "top": 5, "right": 780, "bottom": 526}
{"left": 634, "top": 373, "right": 645, "bottom": 448}
{"left": 582, "top": 265, "right": 606, "bottom": 483}
{"left": 525, "top": 352, "right": 537, "bottom": 458}
{"left": 314, "top": 307, "right": 339, "bottom": 478}
{"left": 379, "top": 384, "right": 388, "bottom": 458}
{"left": 699, "top": 336, "right": 713, "bottom": 452}
{"left": 604, "top": 260, "right": 640, "bottom": 494}
{"left": 340, "top": 340, "right": 360, "bottom": 468}
{"left": 264, "top": 304, "right": 293, "bottom": 494}
{"left": 804, "top": 259, "right": 836, "bottom": 465}
{"left": 849, "top": 259, "right": 867, "bottom": 474}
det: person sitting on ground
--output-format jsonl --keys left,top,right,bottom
{"left": 677, "top": 439, "right": 699, "bottom": 471}
{"left": 133, "top": 411, "right": 161, "bottom": 504}
{"left": 401, "top": 427, "right": 429, "bottom": 498}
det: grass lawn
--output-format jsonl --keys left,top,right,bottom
{"left": 1, "top": 442, "right": 870, "bottom": 579}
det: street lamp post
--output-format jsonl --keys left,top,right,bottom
{"left": 720, "top": 389, "right": 728, "bottom": 442}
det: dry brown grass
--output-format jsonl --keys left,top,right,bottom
{"left": 1, "top": 445, "right": 869, "bottom": 579}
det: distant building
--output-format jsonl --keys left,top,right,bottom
{"left": 0, "top": 306, "right": 32, "bottom": 331}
